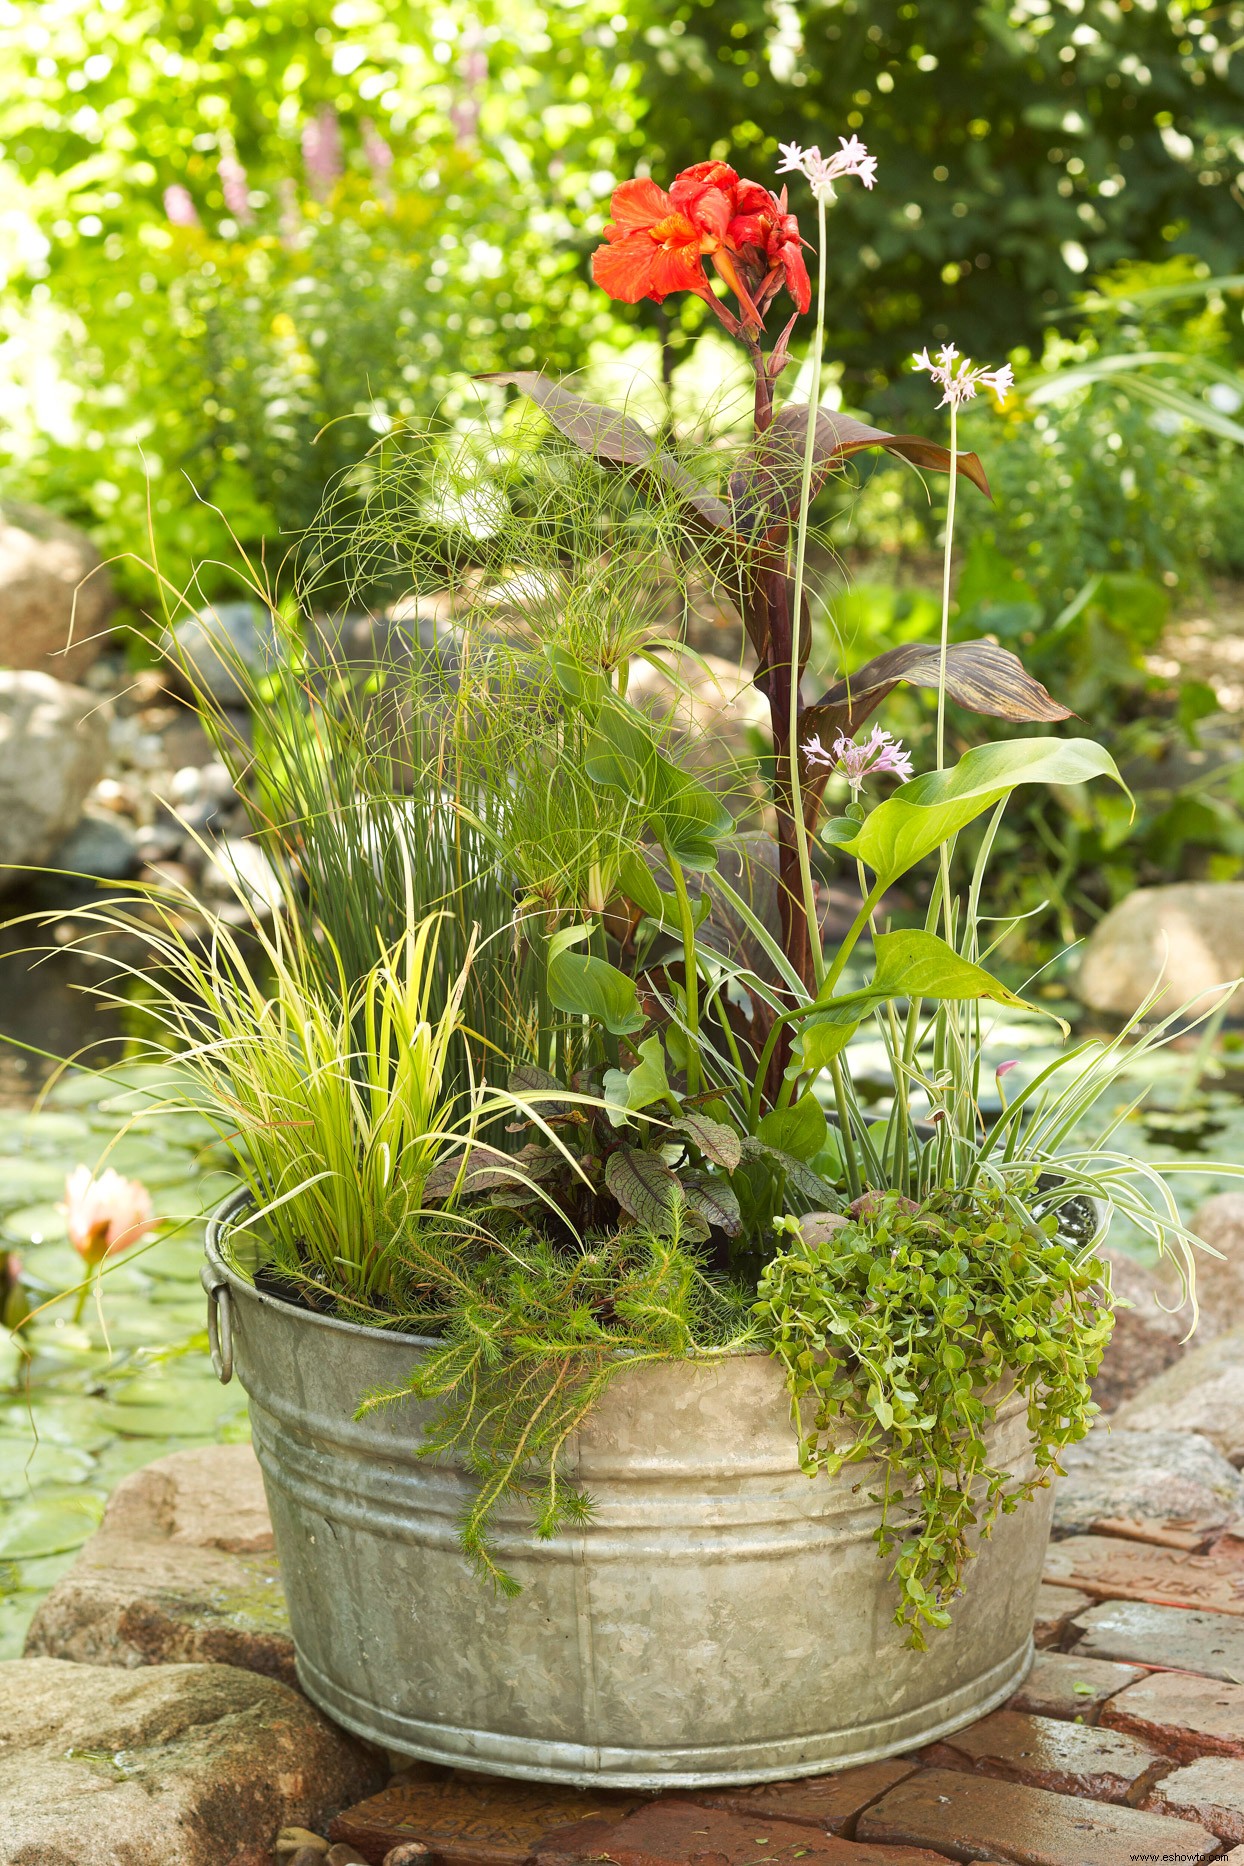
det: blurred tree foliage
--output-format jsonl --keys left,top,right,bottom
{"left": 0, "top": 0, "right": 1241, "bottom": 616}
{"left": 0, "top": 0, "right": 634, "bottom": 609}
{"left": 627, "top": 0, "right": 1244, "bottom": 404}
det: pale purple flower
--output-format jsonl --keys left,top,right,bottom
{"left": 776, "top": 135, "right": 878, "bottom": 201}
{"left": 302, "top": 106, "right": 343, "bottom": 198}
{"left": 805, "top": 726, "right": 914, "bottom": 796}
{"left": 163, "top": 184, "right": 199, "bottom": 228}
{"left": 912, "top": 342, "right": 1013, "bottom": 410}
{"left": 218, "top": 152, "right": 254, "bottom": 226}
{"left": 995, "top": 1060, "right": 1019, "bottom": 1081}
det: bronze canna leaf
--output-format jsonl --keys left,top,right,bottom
{"left": 730, "top": 406, "right": 991, "bottom": 542}
{"left": 479, "top": 371, "right": 733, "bottom": 532}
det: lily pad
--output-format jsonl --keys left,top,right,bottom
{"left": 0, "top": 1111, "right": 93, "bottom": 1155}
{"left": 0, "top": 1441, "right": 94, "bottom": 1500}
{"left": 0, "top": 1492, "right": 104, "bottom": 1559}
{"left": 0, "top": 1159, "right": 73, "bottom": 1210}
{"left": 2, "top": 1204, "right": 67, "bottom": 1247}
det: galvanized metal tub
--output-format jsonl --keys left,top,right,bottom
{"left": 203, "top": 1192, "right": 1049, "bottom": 1788}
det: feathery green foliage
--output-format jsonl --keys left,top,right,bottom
{"left": 360, "top": 1214, "right": 756, "bottom": 1591}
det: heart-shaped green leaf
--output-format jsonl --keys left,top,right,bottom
{"left": 791, "top": 929, "right": 1058, "bottom": 1076}
{"left": 546, "top": 925, "right": 646, "bottom": 1036}
{"left": 823, "top": 737, "right": 1127, "bottom": 889}
{"left": 757, "top": 1093, "right": 828, "bottom": 1163}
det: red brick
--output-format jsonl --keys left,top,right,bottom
{"left": 1032, "top": 1582, "right": 1092, "bottom": 1650}
{"left": 1102, "top": 1670, "right": 1244, "bottom": 1762}
{"left": 1143, "top": 1756, "right": 1244, "bottom": 1845}
{"left": 328, "top": 1778, "right": 639, "bottom": 1866}
{"left": 1074, "top": 1598, "right": 1244, "bottom": 1681}
{"left": 533, "top": 1816, "right": 627, "bottom": 1866}
{"left": 570, "top": 1798, "right": 950, "bottom": 1866}
{"left": 1045, "top": 1532, "right": 1244, "bottom": 1615}
{"left": 856, "top": 1765, "right": 1218, "bottom": 1866}
{"left": 922, "top": 1708, "right": 1165, "bottom": 1803}
{"left": 1008, "top": 1651, "right": 1145, "bottom": 1722}
{"left": 686, "top": 1763, "right": 916, "bottom": 1835}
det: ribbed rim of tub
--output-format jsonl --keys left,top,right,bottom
{"left": 204, "top": 1186, "right": 444, "bottom": 1350}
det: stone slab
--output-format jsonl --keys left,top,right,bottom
{"left": 922, "top": 1707, "right": 1166, "bottom": 1803}
{"left": 329, "top": 1776, "right": 641, "bottom": 1866}
{"left": 23, "top": 1441, "right": 295, "bottom": 1684}
{"left": 537, "top": 1798, "right": 951, "bottom": 1866}
{"left": 856, "top": 1764, "right": 1218, "bottom": 1866}
{"left": 1103, "top": 1671, "right": 1244, "bottom": 1762}
{"left": 1008, "top": 1650, "right": 1146, "bottom": 1722}
{"left": 1045, "top": 1531, "right": 1244, "bottom": 1615}
{"left": 1052, "top": 1428, "right": 1244, "bottom": 1543}
{"left": 0, "top": 1655, "right": 384, "bottom": 1866}
{"left": 1114, "top": 1330, "right": 1244, "bottom": 1463}
{"left": 1032, "top": 1581, "right": 1093, "bottom": 1649}
{"left": 1073, "top": 1597, "right": 1244, "bottom": 1681}
{"left": 686, "top": 1762, "right": 917, "bottom": 1834}
{"left": 1143, "top": 1755, "right": 1244, "bottom": 1845}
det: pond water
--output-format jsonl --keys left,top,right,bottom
{"left": 0, "top": 988, "right": 1239, "bottom": 1660}
{"left": 0, "top": 1066, "right": 248, "bottom": 1657}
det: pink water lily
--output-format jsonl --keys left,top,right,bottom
{"left": 63, "top": 1166, "right": 154, "bottom": 1269}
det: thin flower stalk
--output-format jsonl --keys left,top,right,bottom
{"left": 777, "top": 135, "right": 877, "bottom": 993}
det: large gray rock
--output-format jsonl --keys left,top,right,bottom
{"left": 25, "top": 1443, "right": 295, "bottom": 1683}
{"left": 0, "top": 670, "right": 109, "bottom": 890}
{"left": 162, "top": 598, "right": 282, "bottom": 704}
{"left": 1054, "top": 1429, "right": 1244, "bottom": 1540}
{"left": 0, "top": 1657, "right": 384, "bottom": 1866}
{"left": 0, "top": 499, "right": 113, "bottom": 682}
{"left": 1093, "top": 1245, "right": 1189, "bottom": 1414}
{"left": 1187, "top": 1193, "right": 1244, "bottom": 1338}
{"left": 46, "top": 808, "right": 141, "bottom": 882}
{"left": 1076, "top": 882, "right": 1244, "bottom": 1018}
{"left": 1114, "top": 1327, "right": 1244, "bottom": 1463}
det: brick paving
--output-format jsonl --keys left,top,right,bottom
{"left": 330, "top": 1498, "right": 1244, "bottom": 1866}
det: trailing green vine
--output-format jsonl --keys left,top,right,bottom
{"left": 755, "top": 1190, "right": 1115, "bottom": 1647}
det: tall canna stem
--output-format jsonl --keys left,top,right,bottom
{"left": 785, "top": 192, "right": 830, "bottom": 993}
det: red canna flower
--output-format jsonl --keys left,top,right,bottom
{"left": 728, "top": 181, "right": 811, "bottom": 319}
{"left": 592, "top": 160, "right": 806, "bottom": 334}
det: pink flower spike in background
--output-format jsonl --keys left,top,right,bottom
{"left": 995, "top": 1060, "right": 1019, "bottom": 1082}
{"left": 63, "top": 1166, "right": 154, "bottom": 1269}
{"left": 302, "top": 106, "right": 343, "bottom": 198}
{"left": 776, "top": 135, "right": 878, "bottom": 201}
{"left": 163, "top": 184, "right": 199, "bottom": 229}
{"left": 218, "top": 152, "right": 254, "bottom": 226}
{"left": 805, "top": 725, "right": 913, "bottom": 796}
{"left": 912, "top": 342, "right": 1013, "bottom": 410}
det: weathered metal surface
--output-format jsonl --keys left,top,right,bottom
{"left": 205, "top": 1193, "right": 1049, "bottom": 1787}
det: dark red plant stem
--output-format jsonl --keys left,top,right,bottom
{"left": 740, "top": 342, "right": 817, "bottom": 1102}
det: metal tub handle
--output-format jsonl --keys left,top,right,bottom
{"left": 200, "top": 1262, "right": 234, "bottom": 1384}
